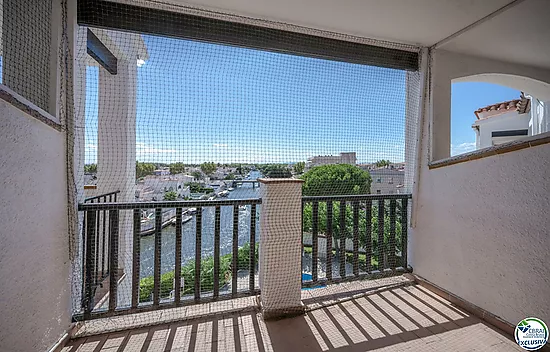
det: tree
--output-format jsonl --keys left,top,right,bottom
{"left": 302, "top": 202, "right": 403, "bottom": 268}
{"left": 136, "top": 161, "right": 156, "bottom": 179}
{"left": 185, "top": 182, "right": 213, "bottom": 194}
{"left": 224, "top": 173, "right": 236, "bottom": 180}
{"left": 263, "top": 165, "right": 292, "bottom": 178}
{"left": 163, "top": 191, "right": 178, "bottom": 201}
{"left": 200, "top": 162, "right": 217, "bottom": 176}
{"left": 191, "top": 171, "right": 203, "bottom": 180}
{"left": 375, "top": 160, "right": 391, "bottom": 168}
{"left": 169, "top": 162, "right": 186, "bottom": 175}
{"left": 84, "top": 163, "right": 97, "bottom": 173}
{"left": 301, "top": 164, "right": 372, "bottom": 196}
{"left": 293, "top": 161, "right": 305, "bottom": 175}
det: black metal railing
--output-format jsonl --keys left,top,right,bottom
{"left": 81, "top": 190, "right": 121, "bottom": 296}
{"left": 84, "top": 190, "right": 120, "bottom": 203}
{"left": 302, "top": 194, "right": 411, "bottom": 288}
{"left": 77, "top": 198, "right": 261, "bottom": 320}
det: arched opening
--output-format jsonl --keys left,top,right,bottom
{"left": 450, "top": 74, "right": 550, "bottom": 156}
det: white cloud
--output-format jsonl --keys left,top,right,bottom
{"left": 451, "top": 142, "right": 476, "bottom": 156}
{"left": 136, "top": 142, "right": 176, "bottom": 155}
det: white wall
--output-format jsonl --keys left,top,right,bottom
{"left": 412, "top": 51, "right": 550, "bottom": 324}
{"left": 529, "top": 98, "right": 550, "bottom": 135}
{"left": 0, "top": 101, "right": 71, "bottom": 351}
{"left": 474, "top": 111, "right": 531, "bottom": 149}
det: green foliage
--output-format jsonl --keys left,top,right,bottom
{"left": 293, "top": 161, "right": 305, "bottom": 175}
{"left": 260, "top": 164, "right": 292, "bottom": 178}
{"left": 139, "top": 242, "right": 259, "bottom": 302}
{"left": 301, "top": 164, "right": 372, "bottom": 196}
{"left": 236, "top": 242, "right": 257, "bottom": 269}
{"left": 303, "top": 201, "right": 403, "bottom": 269}
{"left": 185, "top": 182, "right": 213, "bottom": 194}
{"left": 375, "top": 160, "right": 391, "bottom": 168}
{"left": 136, "top": 161, "right": 156, "bottom": 179}
{"left": 236, "top": 164, "right": 243, "bottom": 175}
{"left": 224, "top": 173, "right": 236, "bottom": 180}
{"left": 191, "top": 171, "right": 203, "bottom": 180}
{"left": 169, "top": 162, "right": 186, "bottom": 175}
{"left": 84, "top": 163, "right": 97, "bottom": 173}
{"left": 163, "top": 191, "right": 178, "bottom": 201}
{"left": 200, "top": 162, "right": 217, "bottom": 176}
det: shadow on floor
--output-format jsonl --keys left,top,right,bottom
{"left": 64, "top": 284, "right": 522, "bottom": 352}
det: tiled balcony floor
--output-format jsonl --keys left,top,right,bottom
{"left": 64, "top": 282, "right": 523, "bottom": 352}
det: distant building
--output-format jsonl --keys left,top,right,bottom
{"left": 368, "top": 169, "right": 405, "bottom": 195}
{"left": 472, "top": 94, "right": 549, "bottom": 150}
{"left": 359, "top": 162, "right": 405, "bottom": 171}
{"left": 135, "top": 174, "right": 195, "bottom": 201}
{"left": 153, "top": 168, "right": 170, "bottom": 176}
{"left": 84, "top": 173, "right": 97, "bottom": 186}
{"left": 210, "top": 167, "right": 238, "bottom": 180}
{"left": 306, "top": 152, "right": 356, "bottom": 168}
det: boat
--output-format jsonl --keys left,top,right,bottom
{"left": 228, "top": 187, "right": 234, "bottom": 191}
{"left": 182, "top": 215, "right": 192, "bottom": 224}
{"left": 239, "top": 205, "right": 247, "bottom": 211}
{"left": 187, "top": 207, "right": 197, "bottom": 214}
{"left": 208, "top": 196, "right": 216, "bottom": 201}
{"left": 219, "top": 190, "right": 229, "bottom": 197}
{"left": 140, "top": 212, "right": 154, "bottom": 223}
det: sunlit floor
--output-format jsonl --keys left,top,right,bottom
{"left": 64, "top": 282, "right": 523, "bottom": 352}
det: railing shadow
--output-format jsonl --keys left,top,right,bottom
{"left": 65, "top": 284, "right": 516, "bottom": 352}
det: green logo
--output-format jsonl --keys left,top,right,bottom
{"left": 515, "top": 317, "right": 548, "bottom": 350}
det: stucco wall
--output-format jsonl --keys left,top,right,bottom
{"left": 412, "top": 65, "right": 550, "bottom": 325}
{"left": 0, "top": 100, "right": 71, "bottom": 351}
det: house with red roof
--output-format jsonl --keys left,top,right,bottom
{"left": 472, "top": 93, "right": 548, "bottom": 149}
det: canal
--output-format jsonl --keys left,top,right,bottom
{"left": 139, "top": 173, "right": 261, "bottom": 278}
{"left": 138, "top": 171, "right": 346, "bottom": 281}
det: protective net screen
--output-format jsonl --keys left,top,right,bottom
{"left": 73, "top": 1, "right": 421, "bottom": 334}
{"left": 0, "top": 0, "right": 53, "bottom": 113}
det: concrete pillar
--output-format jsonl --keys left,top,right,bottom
{"left": 70, "top": 24, "right": 88, "bottom": 310}
{"left": 96, "top": 59, "right": 137, "bottom": 307}
{"left": 258, "top": 178, "right": 305, "bottom": 319}
{"left": 404, "top": 70, "right": 421, "bottom": 194}
{"left": 96, "top": 60, "right": 137, "bottom": 201}
{"left": 74, "top": 28, "right": 88, "bottom": 204}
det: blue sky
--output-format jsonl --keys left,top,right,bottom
{"left": 82, "top": 35, "right": 520, "bottom": 164}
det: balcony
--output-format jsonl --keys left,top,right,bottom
{"left": 2, "top": 1, "right": 550, "bottom": 352}
{"left": 63, "top": 188, "right": 523, "bottom": 351}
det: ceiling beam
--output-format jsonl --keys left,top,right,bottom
{"left": 77, "top": 0, "right": 418, "bottom": 71}
{"left": 87, "top": 29, "right": 118, "bottom": 75}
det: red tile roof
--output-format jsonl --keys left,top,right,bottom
{"left": 474, "top": 94, "right": 530, "bottom": 119}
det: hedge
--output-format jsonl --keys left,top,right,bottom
{"left": 139, "top": 242, "right": 258, "bottom": 302}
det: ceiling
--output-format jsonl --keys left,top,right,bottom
{"left": 438, "top": 0, "right": 550, "bottom": 70}
{"left": 117, "top": 0, "right": 550, "bottom": 69}
{"left": 161, "top": 0, "right": 514, "bottom": 46}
